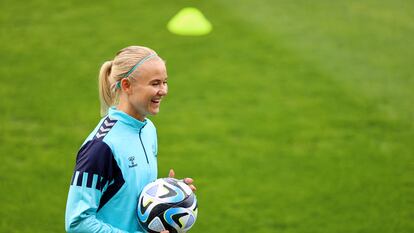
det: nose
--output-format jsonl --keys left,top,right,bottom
{"left": 158, "top": 84, "right": 168, "bottom": 96}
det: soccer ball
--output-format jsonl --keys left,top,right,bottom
{"left": 137, "top": 178, "right": 198, "bottom": 233}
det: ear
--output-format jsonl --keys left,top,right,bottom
{"left": 120, "top": 78, "right": 132, "bottom": 94}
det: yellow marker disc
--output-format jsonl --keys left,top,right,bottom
{"left": 167, "top": 7, "right": 212, "bottom": 36}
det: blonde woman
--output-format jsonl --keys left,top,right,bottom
{"left": 65, "top": 46, "right": 195, "bottom": 233}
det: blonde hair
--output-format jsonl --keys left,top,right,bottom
{"left": 98, "top": 46, "right": 157, "bottom": 116}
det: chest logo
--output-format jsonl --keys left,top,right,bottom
{"left": 128, "top": 156, "right": 138, "bottom": 168}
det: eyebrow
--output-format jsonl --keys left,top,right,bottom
{"left": 149, "top": 77, "right": 168, "bottom": 82}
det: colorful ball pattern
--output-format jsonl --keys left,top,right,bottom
{"left": 137, "top": 178, "right": 198, "bottom": 233}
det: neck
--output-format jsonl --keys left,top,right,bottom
{"left": 116, "top": 101, "right": 146, "bottom": 122}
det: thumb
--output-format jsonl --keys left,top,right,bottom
{"left": 168, "top": 169, "right": 175, "bottom": 178}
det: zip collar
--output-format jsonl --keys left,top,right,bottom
{"left": 108, "top": 107, "right": 147, "bottom": 130}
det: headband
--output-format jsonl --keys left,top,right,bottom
{"left": 111, "top": 53, "right": 158, "bottom": 91}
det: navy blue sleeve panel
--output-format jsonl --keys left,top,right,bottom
{"left": 72, "top": 139, "right": 114, "bottom": 189}
{"left": 70, "top": 139, "right": 125, "bottom": 211}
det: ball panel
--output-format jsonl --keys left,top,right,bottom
{"left": 148, "top": 217, "right": 166, "bottom": 232}
{"left": 146, "top": 183, "right": 159, "bottom": 196}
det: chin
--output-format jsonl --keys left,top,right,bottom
{"left": 149, "top": 108, "right": 160, "bottom": 115}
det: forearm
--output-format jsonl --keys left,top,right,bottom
{"left": 66, "top": 214, "right": 130, "bottom": 233}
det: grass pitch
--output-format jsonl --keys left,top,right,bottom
{"left": 0, "top": 0, "right": 413, "bottom": 232}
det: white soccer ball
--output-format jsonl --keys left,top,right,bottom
{"left": 137, "top": 178, "right": 198, "bottom": 233}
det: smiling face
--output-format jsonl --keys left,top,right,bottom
{"left": 118, "top": 58, "right": 168, "bottom": 121}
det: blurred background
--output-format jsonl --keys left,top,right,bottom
{"left": 1, "top": 0, "right": 413, "bottom": 232}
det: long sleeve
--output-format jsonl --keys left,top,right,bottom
{"left": 65, "top": 139, "right": 136, "bottom": 233}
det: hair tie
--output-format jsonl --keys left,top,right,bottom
{"left": 110, "top": 81, "right": 121, "bottom": 92}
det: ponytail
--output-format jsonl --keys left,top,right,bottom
{"left": 98, "top": 61, "right": 114, "bottom": 116}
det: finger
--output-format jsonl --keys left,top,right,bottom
{"left": 161, "top": 231, "right": 169, "bottom": 233}
{"left": 189, "top": 184, "right": 197, "bottom": 191}
{"left": 168, "top": 169, "right": 175, "bottom": 178}
{"left": 183, "top": 177, "right": 194, "bottom": 184}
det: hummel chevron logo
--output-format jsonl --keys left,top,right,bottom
{"left": 99, "top": 126, "right": 111, "bottom": 132}
{"left": 94, "top": 117, "right": 117, "bottom": 139}
{"left": 104, "top": 119, "right": 115, "bottom": 127}
{"left": 95, "top": 132, "right": 106, "bottom": 138}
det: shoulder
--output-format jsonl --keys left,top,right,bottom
{"left": 72, "top": 138, "right": 123, "bottom": 191}
{"left": 75, "top": 139, "right": 115, "bottom": 176}
{"left": 81, "top": 116, "right": 118, "bottom": 146}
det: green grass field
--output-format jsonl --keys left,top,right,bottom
{"left": 1, "top": 0, "right": 413, "bottom": 232}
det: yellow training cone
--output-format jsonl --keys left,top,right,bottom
{"left": 167, "top": 7, "right": 212, "bottom": 36}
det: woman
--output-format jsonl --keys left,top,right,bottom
{"left": 65, "top": 46, "right": 195, "bottom": 233}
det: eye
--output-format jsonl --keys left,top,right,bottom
{"left": 151, "top": 82, "right": 160, "bottom": 86}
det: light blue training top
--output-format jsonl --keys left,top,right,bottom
{"left": 65, "top": 107, "right": 158, "bottom": 233}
